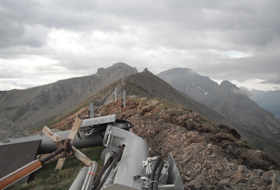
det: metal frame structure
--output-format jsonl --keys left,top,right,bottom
{"left": 0, "top": 114, "right": 183, "bottom": 190}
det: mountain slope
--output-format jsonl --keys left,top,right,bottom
{"left": 117, "top": 71, "right": 228, "bottom": 124}
{"left": 251, "top": 90, "right": 280, "bottom": 122}
{"left": 0, "top": 62, "right": 137, "bottom": 130}
{"left": 157, "top": 68, "right": 218, "bottom": 102}
{"left": 205, "top": 81, "right": 280, "bottom": 142}
{"left": 158, "top": 68, "right": 280, "bottom": 140}
{"left": 27, "top": 70, "right": 280, "bottom": 160}
{"left": 7, "top": 98, "right": 280, "bottom": 189}
{"left": 157, "top": 68, "right": 280, "bottom": 159}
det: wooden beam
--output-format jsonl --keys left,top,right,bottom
{"left": 42, "top": 126, "right": 62, "bottom": 142}
{"left": 43, "top": 121, "right": 93, "bottom": 170}
{"left": 73, "top": 147, "right": 93, "bottom": 166}
{"left": 68, "top": 117, "right": 82, "bottom": 143}
{"left": 54, "top": 158, "right": 66, "bottom": 171}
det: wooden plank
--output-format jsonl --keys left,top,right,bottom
{"left": 73, "top": 147, "right": 93, "bottom": 166}
{"left": 54, "top": 158, "right": 66, "bottom": 171}
{"left": 42, "top": 126, "right": 62, "bottom": 142}
{"left": 42, "top": 126, "right": 66, "bottom": 170}
{"left": 42, "top": 124, "right": 93, "bottom": 169}
{"left": 68, "top": 117, "right": 82, "bottom": 143}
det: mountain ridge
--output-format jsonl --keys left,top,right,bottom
{"left": 251, "top": 89, "right": 280, "bottom": 122}
{"left": 157, "top": 68, "right": 280, "bottom": 160}
{"left": 1, "top": 64, "right": 280, "bottom": 160}
{"left": 0, "top": 63, "right": 138, "bottom": 130}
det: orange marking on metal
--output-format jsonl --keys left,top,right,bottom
{"left": 87, "top": 172, "right": 95, "bottom": 177}
{"left": 0, "top": 160, "right": 42, "bottom": 189}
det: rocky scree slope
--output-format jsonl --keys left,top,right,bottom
{"left": 72, "top": 70, "right": 280, "bottom": 161}
{"left": 50, "top": 98, "right": 280, "bottom": 190}
{"left": 114, "top": 72, "right": 229, "bottom": 124}
{"left": 117, "top": 72, "right": 280, "bottom": 159}
{"left": 47, "top": 71, "right": 280, "bottom": 161}
{"left": 0, "top": 118, "right": 29, "bottom": 142}
{"left": 0, "top": 63, "right": 137, "bottom": 131}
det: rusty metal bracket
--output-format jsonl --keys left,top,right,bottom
{"left": 54, "top": 138, "right": 74, "bottom": 158}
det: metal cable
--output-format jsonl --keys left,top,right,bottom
{"left": 153, "top": 159, "right": 164, "bottom": 190}
{"left": 148, "top": 156, "right": 162, "bottom": 190}
{"left": 95, "top": 145, "right": 125, "bottom": 190}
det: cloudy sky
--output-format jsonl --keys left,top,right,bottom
{"left": 0, "top": 0, "right": 279, "bottom": 91}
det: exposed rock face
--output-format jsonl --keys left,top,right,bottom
{"left": 0, "top": 118, "right": 29, "bottom": 142}
{"left": 97, "top": 62, "right": 138, "bottom": 78}
{"left": 0, "top": 63, "right": 138, "bottom": 130}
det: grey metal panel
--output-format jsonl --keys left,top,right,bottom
{"left": 103, "top": 183, "right": 140, "bottom": 190}
{"left": 0, "top": 140, "right": 41, "bottom": 185}
{"left": 158, "top": 185, "right": 176, "bottom": 190}
{"left": 80, "top": 114, "right": 116, "bottom": 128}
{"left": 167, "top": 153, "right": 184, "bottom": 190}
{"left": 81, "top": 161, "right": 98, "bottom": 190}
{"left": 103, "top": 126, "right": 150, "bottom": 189}
{"left": 90, "top": 103, "right": 94, "bottom": 118}
{"left": 69, "top": 167, "right": 88, "bottom": 190}
{"left": 123, "top": 90, "right": 126, "bottom": 108}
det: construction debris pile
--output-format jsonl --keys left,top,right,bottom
{"left": 0, "top": 118, "right": 29, "bottom": 142}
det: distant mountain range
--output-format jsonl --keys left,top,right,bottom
{"left": 158, "top": 68, "right": 280, "bottom": 159}
{"left": 1, "top": 63, "right": 280, "bottom": 160}
{"left": 250, "top": 90, "right": 280, "bottom": 122}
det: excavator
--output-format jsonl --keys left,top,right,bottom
{"left": 0, "top": 114, "right": 183, "bottom": 190}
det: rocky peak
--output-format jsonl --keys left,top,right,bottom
{"left": 96, "top": 62, "right": 138, "bottom": 78}
{"left": 220, "top": 80, "right": 238, "bottom": 90}
{"left": 158, "top": 68, "right": 194, "bottom": 79}
{"left": 157, "top": 68, "right": 219, "bottom": 103}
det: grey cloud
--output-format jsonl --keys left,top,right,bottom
{"left": 197, "top": 48, "right": 280, "bottom": 83}
{"left": 10, "top": 82, "right": 35, "bottom": 89}
{"left": 1, "top": 0, "right": 279, "bottom": 50}
{"left": 262, "top": 76, "right": 280, "bottom": 85}
{"left": 235, "top": 87, "right": 253, "bottom": 97}
{"left": 0, "top": 81, "right": 35, "bottom": 90}
{"left": 0, "top": 0, "right": 279, "bottom": 90}
{"left": 0, "top": 0, "right": 122, "bottom": 49}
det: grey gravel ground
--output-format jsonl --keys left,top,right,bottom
{"left": 0, "top": 118, "right": 29, "bottom": 142}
